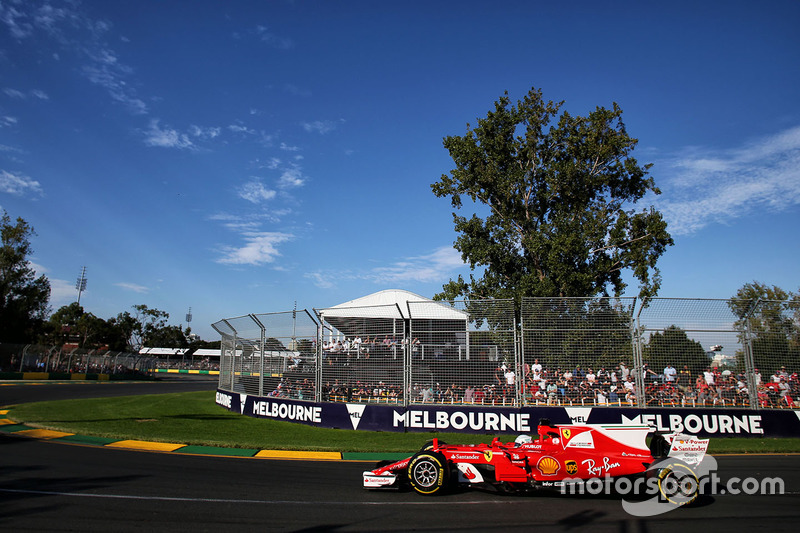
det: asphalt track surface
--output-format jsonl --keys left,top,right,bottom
{"left": 2, "top": 380, "right": 800, "bottom": 532}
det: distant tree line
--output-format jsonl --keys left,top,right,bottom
{"left": 0, "top": 209, "right": 218, "bottom": 351}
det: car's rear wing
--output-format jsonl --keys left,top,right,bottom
{"left": 663, "top": 433, "right": 710, "bottom": 466}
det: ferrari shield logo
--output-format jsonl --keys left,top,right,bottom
{"left": 561, "top": 428, "right": 571, "bottom": 440}
{"left": 483, "top": 450, "right": 493, "bottom": 462}
{"left": 565, "top": 460, "right": 578, "bottom": 475}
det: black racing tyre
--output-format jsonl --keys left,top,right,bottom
{"left": 407, "top": 451, "right": 450, "bottom": 495}
{"left": 657, "top": 462, "right": 699, "bottom": 506}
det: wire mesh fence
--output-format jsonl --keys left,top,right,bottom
{"left": 0, "top": 343, "right": 157, "bottom": 375}
{"left": 317, "top": 304, "right": 407, "bottom": 404}
{"left": 409, "top": 299, "right": 516, "bottom": 406}
{"left": 520, "top": 297, "right": 637, "bottom": 407}
{"left": 214, "top": 297, "right": 800, "bottom": 410}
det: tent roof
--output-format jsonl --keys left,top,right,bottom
{"left": 319, "top": 289, "right": 468, "bottom": 321}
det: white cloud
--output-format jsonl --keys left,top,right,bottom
{"left": 1, "top": 87, "right": 49, "bottom": 104}
{"left": 0, "top": 3, "right": 146, "bottom": 115}
{"left": 82, "top": 48, "right": 148, "bottom": 115}
{"left": 48, "top": 278, "right": 76, "bottom": 308}
{"left": 190, "top": 125, "right": 221, "bottom": 139}
{"left": 238, "top": 180, "right": 277, "bottom": 203}
{"left": 304, "top": 246, "right": 466, "bottom": 290}
{"left": 216, "top": 232, "right": 292, "bottom": 265}
{"left": 144, "top": 119, "right": 194, "bottom": 149}
{"left": 370, "top": 246, "right": 466, "bottom": 284}
{"left": 283, "top": 83, "right": 311, "bottom": 97}
{"left": 302, "top": 120, "right": 340, "bottom": 135}
{"left": 0, "top": 169, "right": 43, "bottom": 196}
{"left": 304, "top": 271, "right": 335, "bottom": 289}
{"left": 253, "top": 25, "right": 294, "bottom": 49}
{"left": 3, "top": 88, "right": 26, "bottom": 99}
{"left": 115, "top": 282, "right": 150, "bottom": 293}
{"left": 653, "top": 126, "right": 800, "bottom": 236}
{"left": 278, "top": 167, "right": 305, "bottom": 188}
{"left": 228, "top": 123, "right": 256, "bottom": 135}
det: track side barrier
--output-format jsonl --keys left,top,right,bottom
{"left": 215, "top": 388, "right": 800, "bottom": 438}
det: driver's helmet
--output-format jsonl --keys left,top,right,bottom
{"left": 515, "top": 434, "right": 533, "bottom": 446}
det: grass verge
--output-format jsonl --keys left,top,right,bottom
{"left": 7, "top": 390, "right": 800, "bottom": 454}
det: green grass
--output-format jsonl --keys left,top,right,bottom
{"left": 7, "top": 390, "right": 800, "bottom": 454}
{"left": 6, "top": 391, "right": 515, "bottom": 452}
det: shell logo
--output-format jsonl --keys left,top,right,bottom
{"left": 536, "top": 456, "right": 560, "bottom": 476}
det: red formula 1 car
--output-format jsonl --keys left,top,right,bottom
{"left": 363, "top": 419, "right": 709, "bottom": 504}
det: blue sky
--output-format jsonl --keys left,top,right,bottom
{"left": 1, "top": 0, "right": 798, "bottom": 341}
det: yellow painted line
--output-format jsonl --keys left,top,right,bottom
{"left": 106, "top": 439, "right": 186, "bottom": 452}
{"left": 0, "top": 418, "right": 17, "bottom": 425}
{"left": 255, "top": 449, "right": 341, "bottom": 460}
{"left": 0, "top": 409, "right": 9, "bottom": 415}
{"left": 15, "top": 428, "right": 75, "bottom": 439}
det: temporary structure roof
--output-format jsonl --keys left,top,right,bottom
{"left": 318, "top": 289, "right": 468, "bottom": 321}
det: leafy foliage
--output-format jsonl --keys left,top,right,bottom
{"left": 0, "top": 210, "right": 50, "bottom": 342}
{"left": 642, "top": 325, "right": 708, "bottom": 376}
{"left": 432, "top": 87, "right": 673, "bottom": 303}
{"left": 729, "top": 282, "right": 800, "bottom": 372}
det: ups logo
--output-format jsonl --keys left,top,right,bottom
{"left": 565, "top": 460, "right": 578, "bottom": 475}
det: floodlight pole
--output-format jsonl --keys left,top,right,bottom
{"left": 76, "top": 267, "right": 87, "bottom": 305}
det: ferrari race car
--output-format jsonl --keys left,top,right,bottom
{"left": 363, "top": 419, "right": 710, "bottom": 504}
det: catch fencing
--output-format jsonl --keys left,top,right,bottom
{"left": 213, "top": 297, "right": 800, "bottom": 410}
{"left": 0, "top": 343, "right": 157, "bottom": 375}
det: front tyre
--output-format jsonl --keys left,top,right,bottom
{"left": 657, "top": 462, "right": 699, "bottom": 506}
{"left": 407, "top": 451, "right": 450, "bottom": 495}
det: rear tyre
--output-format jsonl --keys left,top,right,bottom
{"left": 407, "top": 451, "right": 450, "bottom": 495}
{"left": 657, "top": 462, "right": 699, "bottom": 506}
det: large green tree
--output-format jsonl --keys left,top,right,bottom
{"left": 432, "top": 88, "right": 673, "bottom": 303}
{"left": 46, "top": 302, "right": 109, "bottom": 349}
{"left": 642, "top": 325, "right": 708, "bottom": 376}
{"left": 0, "top": 210, "right": 50, "bottom": 342}
{"left": 729, "top": 282, "right": 800, "bottom": 372}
